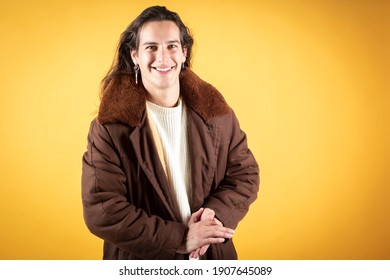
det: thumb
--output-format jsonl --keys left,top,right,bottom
{"left": 189, "top": 208, "right": 204, "bottom": 224}
{"left": 201, "top": 208, "right": 215, "bottom": 221}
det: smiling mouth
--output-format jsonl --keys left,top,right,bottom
{"left": 152, "top": 66, "right": 174, "bottom": 72}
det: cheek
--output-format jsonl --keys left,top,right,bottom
{"left": 174, "top": 53, "right": 186, "bottom": 63}
{"left": 139, "top": 53, "right": 154, "bottom": 66}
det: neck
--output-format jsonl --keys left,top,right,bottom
{"left": 145, "top": 83, "right": 180, "bottom": 108}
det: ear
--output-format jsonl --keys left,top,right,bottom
{"left": 130, "top": 49, "right": 138, "bottom": 65}
{"left": 182, "top": 47, "right": 187, "bottom": 63}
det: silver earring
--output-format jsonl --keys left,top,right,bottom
{"left": 134, "top": 64, "right": 139, "bottom": 84}
{"left": 182, "top": 62, "right": 185, "bottom": 69}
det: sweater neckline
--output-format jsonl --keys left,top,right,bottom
{"left": 146, "top": 98, "right": 182, "bottom": 116}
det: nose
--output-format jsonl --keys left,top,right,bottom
{"left": 156, "top": 47, "right": 168, "bottom": 63}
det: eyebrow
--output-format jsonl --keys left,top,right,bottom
{"left": 142, "top": 40, "right": 181, "bottom": 46}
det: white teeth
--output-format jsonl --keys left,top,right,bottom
{"left": 155, "top": 67, "right": 171, "bottom": 72}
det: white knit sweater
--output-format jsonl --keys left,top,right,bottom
{"left": 146, "top": 99, "right": 192, "bottom": 224}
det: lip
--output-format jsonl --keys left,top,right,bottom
{"left": 151, "top": 66, "right": 175, "bottom": 73}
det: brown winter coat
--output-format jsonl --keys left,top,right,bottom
{"left": 81, "top": 68, "right": 259, "bottom": 259}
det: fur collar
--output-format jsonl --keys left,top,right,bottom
{"left": 97, "top": 68, "right": 231, "bottom": 127}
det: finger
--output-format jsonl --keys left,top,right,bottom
{"left": 204, "top": 237, "right": 226, "bottom": 245}
{"left": 201, "top": 220, "right": 235, "bottom": 235}
{"left": 213, "top": 218, "right": 223, "bottom": 226}
{"left": 202, "top": 225, "right": 234, "bottom": 239}
{"left": 189, "top": 250, "right": 196, "bottom": 259}
{"left": 199, "top": 244, "right": 209, "bottom": 256}
{"left": 189, "top": 208, "right": 204, "bottom": 224}
{"left": 191, "top": 248, "right": 200, "bottom": 259}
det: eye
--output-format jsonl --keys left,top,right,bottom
{"left": 146, "top": 45, "right": 158, "bottom": 51}
{"left": 168, "top": 44, "right": 178, "bottom": 50}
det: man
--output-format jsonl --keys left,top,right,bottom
{"left": 82, "top": 6, "right": 259, "bottom": 260}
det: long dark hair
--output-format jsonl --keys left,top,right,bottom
{"left": 100, "top": 6, "right": 194, "bottom": 97}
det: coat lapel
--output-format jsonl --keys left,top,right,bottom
{"left": 97, "top": 69, "right": 231, "bottom": 128}
{"left": 186, "top": 109, "right": 221, "bottom": 211}
{"left": 129, "top": 113, "right": 182, "bottom": 222}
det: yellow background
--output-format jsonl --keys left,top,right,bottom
{"left": 0, "top": 0, "right": 389, "bottom": 259}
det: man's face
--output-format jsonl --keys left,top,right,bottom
{"left": 131, "top": 20, "right": 187, "bottom": 95}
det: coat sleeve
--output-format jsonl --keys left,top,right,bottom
{"left": 81, "top": 119, "right": 186, "bottom": 259}
{"left": 203, "top": 112, "right": 260, "bottom": 229}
